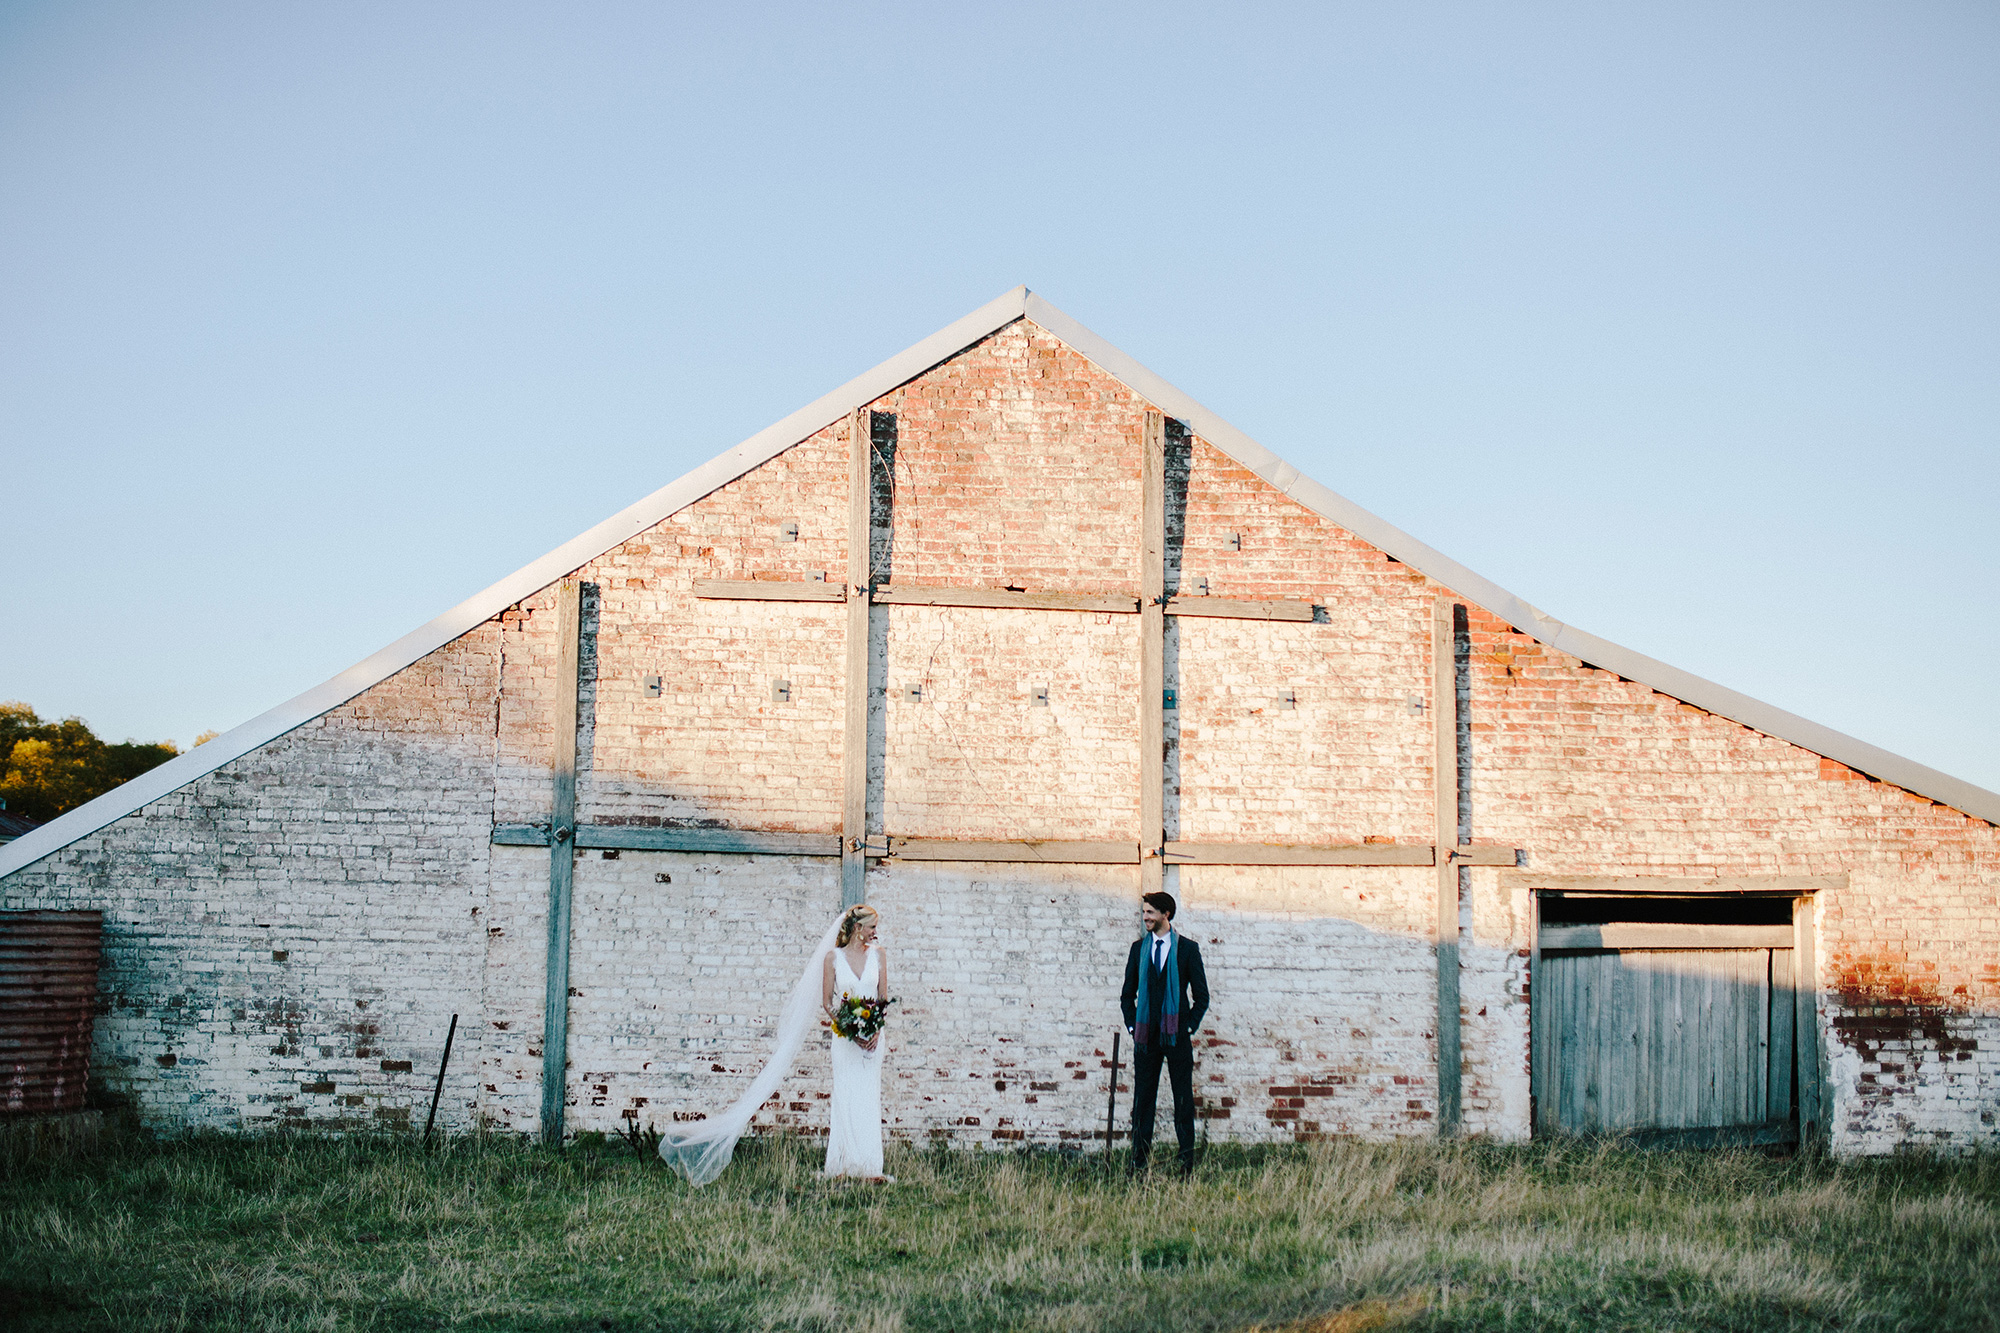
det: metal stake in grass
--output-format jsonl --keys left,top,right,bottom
{"left": 1104, "top": 1029, "right": 1122, "bottom": 1169}
{"left": 423, "top": 1013, "right": 458, "bottom": 1148}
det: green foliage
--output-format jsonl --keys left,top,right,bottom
{"left": 0, "top": 1131, "right": 1995, "bottom": 1331}
{"left": 0, "top": 702, "right": 180, "bottom": 825}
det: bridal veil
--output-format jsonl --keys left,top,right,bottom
{"left": 657, "top": 910, "right": 845, "bottom": 1185}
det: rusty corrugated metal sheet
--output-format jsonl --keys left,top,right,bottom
{"left": 0, "top": 910, "right": 103, "bottom": 1117}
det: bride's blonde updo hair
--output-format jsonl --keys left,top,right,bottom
{"left": 836, "top": 904, "right": 878, "bottom": 948}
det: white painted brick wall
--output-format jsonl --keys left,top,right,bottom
{"left": 0, "top": 630, "right": 501, "bottom": 1132}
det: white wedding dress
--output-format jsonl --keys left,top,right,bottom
{"left": 824, "top": 945, "right": 885, "bottom": 1178}
{"left": 659, "top": 912, "right": 886, "bottom": 1188}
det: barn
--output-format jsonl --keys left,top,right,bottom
{"left": 3, "top": 288, "right": 1995, "bottom": 1154}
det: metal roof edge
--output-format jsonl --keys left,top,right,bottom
{"left": 1531, "top": 621, "right": 2000, "bottom": 825}
{"left": 1022, "top": 292, "right": 2000, "bottom": 827}
{"left": 0, "top": 286, "right": 1034, "bottom": 881}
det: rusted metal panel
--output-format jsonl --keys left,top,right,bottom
{"left": 0, "top": 910, "right": 103, "bottom": 1117}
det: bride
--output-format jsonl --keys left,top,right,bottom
{"left": 659, "top": 903, "right": 892, "bottom": 1185}
{"left": 822, "top": 904, "right": 889, "bottom": 1180}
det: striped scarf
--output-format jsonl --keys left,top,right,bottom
{"left": 1134, "top": 928, "right": 1182, "bottom": 1046}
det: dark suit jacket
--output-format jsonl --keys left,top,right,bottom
{"left": 1120, "top": 931, "right": 1210, "bottom": 1044}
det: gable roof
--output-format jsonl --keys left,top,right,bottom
{"left": 4, "top": 287, "right": 1995, "bottom": 879}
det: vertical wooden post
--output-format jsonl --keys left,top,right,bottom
{"left": 842, "top": 408, "right": 872, "bottom": 908}
{"left": 1527, "top": 888, "right": 1543, "bottom": 1136}
{"left": 1793, "top": 894, "right": 1822, "bottom": 1142}
{"left": 540, "top": 577, "right": 582, "bottom": 1145}
{"left": 1432, "top": 597, "right": 1462, "bottom": 1136}
{"left": 1139, "top": 410, "right": 1166, "bottom": 897}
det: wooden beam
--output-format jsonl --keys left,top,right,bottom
{"left": 1139, "top": 410, "right": 1165, "bottom": 897}
{"left": 1163, "top": 841, "right": 1433, "bottom": 867}
{"left": 1433, "top": 597, "right": 1461, "bottom": 1137}
{"left": 693, "top": 577, "right": 845, "bottom": 603}
{"left": 1509, "top": 874, "right": 1846, "bottom": 895}
{"left": 872, "top": 585, "right": 1139, "bottom": 614}
{"left": 886, "top": 838, "right": 1142, "bottom": 864}
{"left": 1528, "top": 887, "right": 1545, "bottom": 1137}
{"left": 592, "top": 827, "right": 839, "bottom": 856}
{"left": 694, "top": 577, "right": 1321, "bottom": 622}
{"left": 1538, "top": 924, "right": 1796, "bottom": 951}
{"left": 498, "top": 827, "right": 1509, "bottom": 868}
{"left": 1794, "top": 895, "right": 1823, "bottom": 1143}
{"left": 1447, "top": 846, "right": 1520, "bottom": 867}
{"left": 540, "top": 577, "right": 581, "bottom": 1146}
{"left": 494, "top": 825, "right": 841, "bottom": 856}
{"left": 842, "top": 408, "right": 871, "bottom": 908}
{"left": 1165, "top": 597, "right": 1315, "bottom": 622}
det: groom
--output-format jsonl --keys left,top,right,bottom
{"left": 1120, "top": 890, "right": 1210, "bottom": 1176}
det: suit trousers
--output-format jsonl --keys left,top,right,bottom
{"left": 1129, "top": 1039, "right": 1196, "bottom": 1172}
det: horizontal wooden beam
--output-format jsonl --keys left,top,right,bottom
{"left": 886, "top": 837, "right": 1141, "bottom": 863}
{"left": 1163, "top": 841, "right": 1433, "bottom": 866}
{"left": 1166, "top": 597, "right": 1316, "bottom": 622}
{"left": 492, "top": 824, "right": 842, "bottom": 857}
{"left": 872, "top": 585, "right": 1139, "bottom": 614}
{"left": 692, "top": 578, "right": 846, "bottom": 603}
{"left": 585, "top": 827, "right": 841, "bottom": 856}
{"left": 1539, "top": 923, "right": 1795, "bottom": 951}
{"left": 495, "top": 826, "right": 1526, "bottom": 869}
{"left": 1512, "top": 873, "right": 1846, "bottom": 895}
{"left": 1448, "top": 846, "right": 1520, "bottom": 867}
{"left": 691, "top": 579, "right": 1324, "bottom": 622}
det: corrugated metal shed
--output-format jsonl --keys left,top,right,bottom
{"left": 0, "top": 910, "right": 103, "bottom": 1117}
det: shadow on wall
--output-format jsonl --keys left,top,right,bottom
{"left": 547, "top": 854, "right": 1487, "bottom": 1148}
{"left": 0, "top": 723, "right": 493, "bottom": 1133}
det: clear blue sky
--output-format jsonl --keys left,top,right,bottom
{"left": 3, "top": 2, "right": 1996, "bottom": 795}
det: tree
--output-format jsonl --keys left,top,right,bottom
{"left": 0, "top": 702, "right": 182, "bottom": 825}
{"left": 0, "top": 700, "right": 39, "bottom": 761}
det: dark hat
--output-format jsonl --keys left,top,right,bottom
{"left": 1142, "top": 891, "right": 1177, "bottom": 918}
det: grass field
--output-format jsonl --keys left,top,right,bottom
{"left": 2, "top": 1128, "right": 1995, "bottom": 1332}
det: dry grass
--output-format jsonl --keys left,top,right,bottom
{"left": 1, "top": 1128, "right": 1995, "bottom": 1331}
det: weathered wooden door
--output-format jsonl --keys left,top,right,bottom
{"left": 1532, "top": 921, "right": 1801, "bottom": 1145}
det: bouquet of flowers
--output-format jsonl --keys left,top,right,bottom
{"left": 829, "top": 992, "right": 898, "bottom": 1043}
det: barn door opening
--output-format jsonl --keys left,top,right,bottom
{"left": 1531, "top": 891, "right": 1812, "bottom": 1148}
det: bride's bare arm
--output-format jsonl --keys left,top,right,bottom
{"left": 822, "top": 951, "right": 836, "bottom": 1012}
{"left": 876, "top": 947, "right": 890, "bottom": 1001}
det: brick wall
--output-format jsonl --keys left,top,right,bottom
{"left": 1464, "top": 610, "right": 2000, "bottom": 1151}
{"left": 0, "top": 629, "right": 501, "bottom": 1131}
{"left": 5, "top": 314, "right": 1993, "bottom": 1154}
